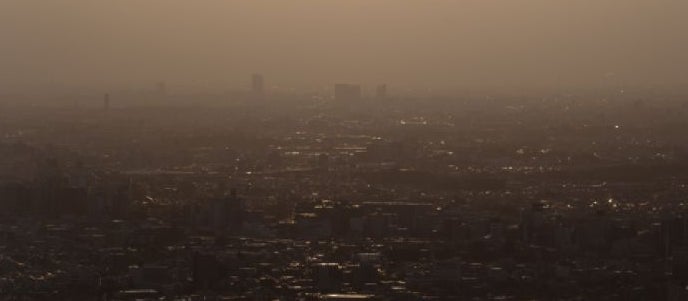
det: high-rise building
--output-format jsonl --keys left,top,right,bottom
{"left": 376, "top": 84, "right": 387, "bottom": 99}
{"left": 104, "top": 93, "right": 110, "bottom": 111}
{"left": 157, "top": 82, "right": 167, "bottom": 95}
{"left": 209, "top": 188, "right": 244, "bottom": 232}
{"left": 251, "top": 74, "right": 264, "bottom": 94}
{"left": 334, "top": 84, "right": 362, "bottom": 101}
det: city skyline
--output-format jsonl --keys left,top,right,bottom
{"left": 1, "top": 1, "right": 688, "bottom": 299}
{"left": 1, "top": 1, "right": 687, "bottom": 93}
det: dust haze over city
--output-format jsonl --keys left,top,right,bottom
{"left": 3, "top": 0, "right": 688, "bottom": 93}
{"left": 2, "top": 1, "right": 688, "bottom": 300}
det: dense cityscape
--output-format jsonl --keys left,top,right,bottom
{"left": 3, "top": 1, "right": 688, "bottom": 300}
{"left": 1, "top": 81, "right": 688, "bottom": 300}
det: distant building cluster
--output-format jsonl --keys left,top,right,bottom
{"left": 1, "top": 90, "right": 688, "bottom": 299}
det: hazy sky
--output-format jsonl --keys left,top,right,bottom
{"left": 1, "top": 1, "right": 687, "bottom": 92}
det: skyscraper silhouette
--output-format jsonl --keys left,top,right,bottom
{"left": 157, "top": 82, "right": 167, "bottom": 95}
{"left": 103, "top": 93, "right": 110, "bottom": 111}
{"left": 252, "top": 74, "right": 264, "bottom": 94}
{"left": 376, "top": 84, "right": 387, "bottom": 99}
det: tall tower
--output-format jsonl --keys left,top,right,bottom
{"left": 376, "top": 84, "right": 387, "bottom": 99}
{"left": 157, "top": 82, "right": 167, "bottom": 95}
{"left": 251, "top": 74, "right": 264, "bottom": 94}
{"left": 103, "top": 93, "right": 110, "bottom": 111}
